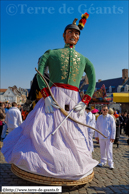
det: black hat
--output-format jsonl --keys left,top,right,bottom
{"left": 64, "top": 19, "right": 81, "bottom": 34}
{"left": 86, "top": 107, "right": 91, "bottom": 111}
{"left": 64, "top": 13, "right": 89, "bottom": 34}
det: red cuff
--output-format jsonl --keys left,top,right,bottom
{"left": 82, "top": 94, "right": 91, "bottom": 105}
{"left": 41, "top": 88, "right": 50, "bottom": 99}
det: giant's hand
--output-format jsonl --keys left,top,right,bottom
{"left": 74, "top": 101, "right": 86, "bottom": 116}
{"left": 45, "top": 96, "right": 59, "bottom": 113}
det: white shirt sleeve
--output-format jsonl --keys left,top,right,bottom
{"left": 18, "top": 110, "right": 22, "bottom": 126}
{"left": 110, "top": 116, "right": 116, "bottom": 139}
{"left": 86, "top": 114, "right": 90, "bottom": 125}
{"left": 95, "top": 118, "right": 99, "bottom": 138}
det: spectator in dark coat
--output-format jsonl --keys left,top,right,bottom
{"left": 123, "top": 112, "right": 128, "bottom": 133}
{"left": 119, "top": 113, "right": 124, "bottom": 134}
{"left": 0, "top": 102, "right": 6, "bottom": 139}
{"left": 114, "top": 118, "right": 120, "bottom": 148}
{"left": 125, "top": 114, "right": 129, "bottom": 145}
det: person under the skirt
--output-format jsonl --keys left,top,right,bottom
{"left": 86, "top": 107, "right": 96, "bottom": 153}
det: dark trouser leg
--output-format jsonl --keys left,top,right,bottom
{"left": 0, "top": 125, "right": 3, "bottom": 139}
{"left": 120, "top": 125, "right": 122, "bottom": 135}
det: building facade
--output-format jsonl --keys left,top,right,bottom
{"left": 0, "top": 86, "right": 28, "bottom": 104}
{"left": 80, "top": 69, "right": 129, "bottom": 112}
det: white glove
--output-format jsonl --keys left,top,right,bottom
{"left": 45, "top": 96, "right": 59, "bottom": 113}
{"left": 74, "top": 101, "right": 86, "bottom": 116}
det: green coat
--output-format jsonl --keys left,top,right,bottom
{"left": 37, "top": 44, "right": 96, "bottom": 97}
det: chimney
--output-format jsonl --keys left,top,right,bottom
{"left": 98, "top": 79, "right": 102, "bottom": 82}
{"left": 122, "top": 69, "right": 128, "bottom": 83}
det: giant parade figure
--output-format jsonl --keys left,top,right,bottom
{"left": 2, "top": 13, "right": 103, "bottom": 185}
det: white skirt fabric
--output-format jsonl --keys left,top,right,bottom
{"left": 2, "top": 87, "right": 98, "bottom": 180}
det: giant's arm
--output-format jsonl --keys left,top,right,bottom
{"left": 37, "top": 50, "right": 51, "bottom": 98}
{"left": 74, "top": 58, "right": 96, "bottom": 115}
{"left": 84, "top": 58, "right": 96, "bottom": 97}
{"left": 81, "top": 58, "right": 96, "bottom": 105}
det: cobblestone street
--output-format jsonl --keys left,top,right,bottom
{"left": 0, "top": 134, "right": 129, "bottom": 194}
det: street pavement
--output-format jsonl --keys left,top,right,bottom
{"left": 0, "top": 134, "right": 129, "bottom": 194}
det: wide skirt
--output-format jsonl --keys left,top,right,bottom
{"left": 2, "top": 87, "right": 98, "bottom": 180}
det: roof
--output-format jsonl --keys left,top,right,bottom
{"left": 0, "top": 89, "right": 7, "bottom": 93}
{"left": 121, "top": 79, "right": 129, "bottom": 91}
{"left": 80, "top": 77, "right": 124, "bottom": 93}
{"left": 9, "top": 86, "right": 22, "bottom": 96}
{"left": 0, "top": 86, "right": 29, "bottom": 97}
{"left": 123, "top": 79, "right": 129, "bottom": 86}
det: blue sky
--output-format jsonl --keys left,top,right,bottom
{"left": 1, "top": 0, "right": 128, "bottom": 89}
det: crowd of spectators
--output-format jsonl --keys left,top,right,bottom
{"left": 0, "top": 102, "right": 23, "bottom": 141}
{"left": 0, "top": 101, "right": 129, "bottom": 146}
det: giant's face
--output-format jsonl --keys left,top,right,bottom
{"left": 63, "top": 29, "right": 80, "bottom": 45}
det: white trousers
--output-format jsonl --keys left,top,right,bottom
{"left": 99, "top": 139, "right": 114, "bottom": 166}
{"left": 88, "top": 131, "right": 94, "bottom": 152}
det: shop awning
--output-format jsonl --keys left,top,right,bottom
{"left": 113, "top": 93, "right": 129, "bottom": 103}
